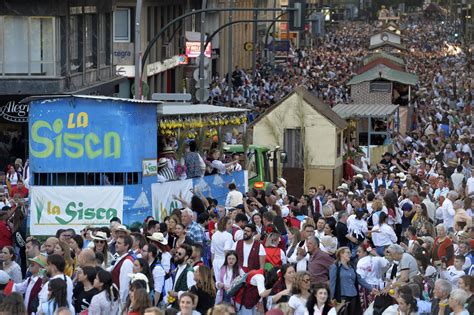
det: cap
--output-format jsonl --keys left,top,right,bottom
{"left": 401, "top": 203, "right": 413, "bottom": 211}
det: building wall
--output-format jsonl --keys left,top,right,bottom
{"left": 306, "top": 165, "right": 343, "bottom": 192}
{"left": 252, "top": 93, "right": 343, "bottom": 171}
{"left": 350, "top": 81, "right": 392, "bottom": 104}
{"left": 114, "top": 0, "right": 192, "bottom": 97}
{"left": 217, "top": 0, "right": 253, "bottom": 76}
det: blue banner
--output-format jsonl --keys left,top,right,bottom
{"left": 29, "top": 97, "right": 157, "bottom": 172}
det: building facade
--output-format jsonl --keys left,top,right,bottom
{"left": 0, "top": 0, "right": 123, "bottom": 165}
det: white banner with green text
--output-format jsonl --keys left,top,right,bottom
{"left": 151, "top": 179, "right": 193, "bottom": 221}
{"left": 30, "top": 186, "right": 124, "bottom": 235}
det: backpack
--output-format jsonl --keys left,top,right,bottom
{"left": 225, "top": 272, "right": 249, "bottom": 296}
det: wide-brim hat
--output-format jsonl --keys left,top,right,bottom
{"left": 147, "top": 232, "right": 168, "bottom": 245}
{"left": 115, "top": 224, "right": 130, "bottom": 234}
{"left": 158, "top": 157, "right": 169, "bottom": 168}
{"left": 162, "top": 146, "right": 175, "bottom": 154}
{"left": 397, "top": 172, "right": 407, "bottom": 181}
{"left": 91, "top": 231, "right": 108, "bottom": 241}
{"left": 28, "top": 254, "right": 47, "bottom": 268}
{"left": 337, "top": 183, "right": 349, "bottom": 191}
{"left": 277, "top": 178, "right": 287, "bottom": 187}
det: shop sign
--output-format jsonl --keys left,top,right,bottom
{"left": 30, "top": 186, "right": 123, "bottom": 235}
{"left": 0, "top": 100, "right": 29, "bottom": 123}
{"left": 147, "top": 54, "right": 188, "bottom": 76}
{"left": 185, "top": 41, "right": 212, "bottom": 58}
{"left": 142, "top": 158, "right": 157, "bottom": 176}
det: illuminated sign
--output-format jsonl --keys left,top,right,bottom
{"left": 185, "top": 42, "right": 212, "bottom": 58}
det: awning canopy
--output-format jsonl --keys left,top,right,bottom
{"left": 157, "top": 103, "right": 248, "bottom": 116}
{"left": 347, "top": 65, "right": 418, "bottom": 86}
{"left": 332, "top": 104, "right": 399, "bottom": 119}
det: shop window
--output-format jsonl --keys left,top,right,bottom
{"left": 99, "top": 14, "right": 111, "bottom": 66}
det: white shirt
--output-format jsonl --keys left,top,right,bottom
{"left": 467, "top": 177, "right": 474, "bottom": 196}
{"left": 422, "top": 198, "right": 437, "bottom": 222}
{"left": 441, "top": 198, "right": 455, "bottom": 229}
{"left": 250, "top": 273, "right": 266, "bottom": 295}
{"left": 288, "top": 295, "right": 308, "bottom": 315}
{"left": 371, "top": 224, "right": 397, "bottom": 247}
{"left": 211, "top": 230, "right": 234, "bottom": 259}
{"left": 347, "top": 215, "right": 368, "bottom": 239}
{"left": 305, "top": 305, "right": 337, "bottom": 315}
{"left": 152, "top": 263, "right": 166, "bottom": 294}
{"left": 108, "top": 252, "right": 134, "bottom": 307}
{"left": 451, "top": 172, "right": 465, "bottom": 191}
{"left": 225, "top": 190, "right": 243, "bottom": 208}
{"left": 441, "top": 266, "right": 465, "bottom": 288}
{"left": 39, "top": 273, "right": 74, "bottom": 307}
{"left": 357, "top": 256, "right": 389, "bottom": 287}
{"left": 232, "top": 240, "right": 265, "bottom": 267}
{"left": 13, "top": 275, "right": 40, "bottom": 310}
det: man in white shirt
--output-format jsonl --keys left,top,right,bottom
{"left": 465, "top": 168, "right": 474, "bottom": 198}
{"left": 109, "top": 235, "right": 134, "bottom": 311}
{"left": 225, "top": 183, "right": 243, "bottom": 208}
{"left": 440, "top": 191, "right": 457, "bottom": 231}
{"left": 169, "top": 244, "right": 196, "bottom": 300}
{"left": 450, "top": 165, "right": 465, "bottom": 191}
{"left": 420, "top": 191, "right": 437, "bottom": 222}
{"left": 232, "top": 224, "right": 265, "bottom": 272}
{"left": 39, "top": 255, "right": 74, "bottom": 308}
{"left": 13, "top": 254, "right": 46, "bottom": 313}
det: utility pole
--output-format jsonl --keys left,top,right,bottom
{"left": 227, "top": 0, "right": 234, "bottom": 101}
{"left": 134, "top": 0, "right": 143, "bottom": 99}
{"left": 198, "top": 0, "right": 207, "bottom": 103}
{"left": 252, "top": 0, "right": 258, "bottom": 79}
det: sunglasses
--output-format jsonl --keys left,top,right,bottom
{"left": 302, "top": 278, "right": 311, "bottom": 283}
{"left": 94, "top": 240, "right": 106, "bottom": 244}
{"left": 176, "top": 252, "right": 186, "bottom": 257}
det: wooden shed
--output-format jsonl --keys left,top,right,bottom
{"left": 250, "top": 86, "right": 347, "bottom": 196}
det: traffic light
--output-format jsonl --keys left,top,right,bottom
{"left": 288, "top": 0, "right": 306, "bottom": 31}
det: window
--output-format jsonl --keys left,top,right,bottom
{"left": 114, "top": 8, "right": 130, "bottom": 42}
{"left": 33, "top": 172, "right": 142, "bottom": 186}
{"left": 69, "top": 14, "right": 83, "bottom": 73}
{"left": 85, "top": 14, "right": 97, "bottom": 69}
{"left": 99, "top": 14, "right": 111, "bottom": 66}
{"left": 247, "top": 150, "right": 258, "bottom": 179}
{"left": 370, "top": 81, "right": 391, "bottom": 93}
{"left": 284, "top": 128, "right": 304, "bottom": 168}
{"left": 0, "top": 16, "right": 56, "bottom": 76}
{"left": 337, "top": 132, "right": 342, "bottom": 157}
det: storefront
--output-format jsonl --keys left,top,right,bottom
{"left": 0, "top": 96, "right": 30, "bottom": 168}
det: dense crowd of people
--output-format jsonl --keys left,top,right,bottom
{"left": 0, "top": 8, "right": 472, "bottom": 315}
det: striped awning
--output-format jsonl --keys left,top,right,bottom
{"left": 332, "top": 104, "right": 399, "bottom": 119}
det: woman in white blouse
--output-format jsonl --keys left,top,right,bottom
{"left": 215, "top": 251, "right": 244, "bottom": 304}
{"left": 211, "top": 217, "right": 234, "bottom": 278}
{"left": 288, "top": 271, "right": 311, "bottom": 315}
{"left": 371, "top": 212, "right": 397, "bottom": 256}
{"left": 305, "top": 283, "right": 336, "bottom": 315}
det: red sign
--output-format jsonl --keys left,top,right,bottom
{"left": 185, "top": 42, "right": 212, "bottom": 58}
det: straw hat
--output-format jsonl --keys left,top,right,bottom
{"left": 91, "top": 231, "right": 108, "bottom": 241}
{"left": 158, "top": 157, "right": 169, "bottom": 168}
{"left": 147, "top": 232, "right": 168, "bottom": 245}
{"left": 28, "top": 254, "right": 47, "bottom": 268}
